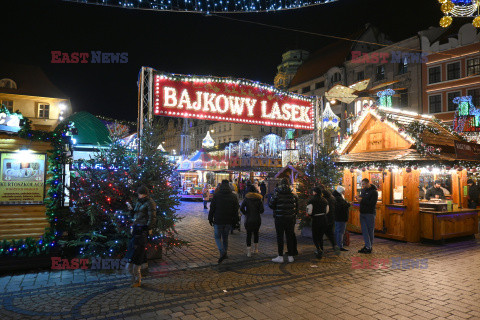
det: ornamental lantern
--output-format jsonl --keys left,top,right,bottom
{"left": 406, "top": 167, "right": 412, "bottom": 173}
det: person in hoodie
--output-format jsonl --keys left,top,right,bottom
{"left": 355, "top": 178, "right": 378, "bottom": 254}
{"left": 208, "top": 180, "right": 240, "bottom": 264}
{"left": 333, "top": 186, "right": 350, "bottom": 251}
{"left": 125, "top": 185, "right": 156, "bottom": 287}
{"left": 269, "top": 178, "right": 298, "bottom": 263}
{"left": 240, "top": 185, "right": 264, "bottom": 257}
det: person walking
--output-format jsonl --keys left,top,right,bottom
{"left": 269, "top": 178, "right": 298, "bottom": 263}
{"left": 332, "top": 186, "right": 350, "bottom": 252}
{"left": 356, "top": 178, "right": 378, "bottom": 254}
{"left": 208, "top": 180, "right": 240, "bottom": 264}
{"left": 202, "top": 184, "right": 210, "bottom": 210}
{"left": 125, "top": 185, "right": 157, "bottom": 287}
{"left": 260, "top": 181, "right": 267, "bottom": 202}
{"left": 307, "top": 187, "right": 339, "bottom": 259}
{"left": 240, "top": 185, "right": 264, "bottom": 257}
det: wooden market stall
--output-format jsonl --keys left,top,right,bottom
{"left": 334, "top": 106, "right": 479, "bottom": 242}
{"left": 0, "top": 133, "right": 51, "bottom": 240}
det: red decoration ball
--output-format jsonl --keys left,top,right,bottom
{"left": 406, "top": 167, "right": 412, "bottom": 173}
{"left": 413, "top": 166, "right": 418, "bottom": 170}
{"left": 457, "top": 167, "right": 463, "bottom": 171}
{"left": 362, "top": 167, "right": 366, "bottom": 172}
{"left": 446, "top": 166, "right": 452, "bottom": 170}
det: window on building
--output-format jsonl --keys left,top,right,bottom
{"left": 357, "top": 71, "right": 365, "bottom": 81}
{"left": 38, "top": 103, "right": 50, "bottom": 119}
{"left": 429, "top": 95, "right": 442, "bottom": 113}
{"left": 395, "top": 89, "right": 408, "bottom": 108}
{"left": 467, "top": 58, "right": 480, "bottom": 76}
{"left": 260, "top": 127, "right": 264, "bottom": 133}
{"left": 331, "top": 72, "right": 342, "bottom": 83}
{"left": 398, "top": 57, "right": 408, "bottom": 75}
{"left": 229, "top": 124, "right": 232, "bottom": 130}
{"left": 1, "top": 100, "right": 13, "bottom": 112}
{"left": 428, "top": 66, "right": 441, "bottom": 84}
{"left": 315, "top": 81, "right": 324, "bottom": 89}
{"left": 375, "top": 65, "right": 385, "bottom": 81}
{"left": 447, "top": 91, "right": 461, "bottom": 111}
{"left": 301, "top": 86, "right": 310, "bottom": 94}
{"left": 447, "top": 62, "right": 461, "bottom": 80}
{"left": 467, "top": 88, "right": 480, "bottom": 107}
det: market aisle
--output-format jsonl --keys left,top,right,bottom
{"left": 0, "top": 201, "right": 479, "bottom": 320}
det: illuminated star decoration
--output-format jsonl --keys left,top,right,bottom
{"left": 62, "top": 0, "right": 337, "bottom": 13}
{"left": 322, "top": 103, "right": 340, "bottom": 129}
{"left": 438, "top": 0, "right": 480, "bottom": 28}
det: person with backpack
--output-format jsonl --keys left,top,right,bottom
{"left": 269, "top": 178, "right": 298, "bottom": 263}
{"left": 307, "top": 186, "right": 339, "bottom": 259}
{"left": 332, "top": 186, "right": 350, "bottom": 251}
{"left": 240, "top": 185, "right": 264, "bottom": 257}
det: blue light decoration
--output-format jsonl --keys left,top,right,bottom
{"left": 377, "top": 89, "right": 395, "bottom": 108}
{"left": 453, "top": 96, "right": 480, "bottom": 132}
{"left": 62, "top": 0, "right": 336, "bottom": 12}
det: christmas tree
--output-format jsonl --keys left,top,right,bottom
{"left": 297, "top": 146, "right": 342, "bottom": 230}
{"left": 63, "top": 120, "right": 185, "bottom": 258}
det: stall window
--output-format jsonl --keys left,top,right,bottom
{"left": 419, "top": 171, "right": 452, "bottom": 200}
{"left": 369, "top": 172, "right": 383, "bottom": 202}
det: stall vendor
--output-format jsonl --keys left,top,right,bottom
{"left": 425, "top": 180, "right": 445, "bottom": 200}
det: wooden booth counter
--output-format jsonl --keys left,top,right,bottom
{"left": 420, "top": 208, "right": 479, "bottom": 241}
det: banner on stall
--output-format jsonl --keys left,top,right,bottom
{"left": 0, "top": 152, "right": 47, "bottom": 204}
{"left": 153, "top": 73, "right": 314, "bottom": 130}
{"left": 454, "top": 140, "right": 480, "bottom": 160}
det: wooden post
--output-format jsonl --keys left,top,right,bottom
{"left": 403, "top": 168, "right": 420, "bottom": 242}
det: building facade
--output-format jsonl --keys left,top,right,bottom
{"left": 0, "top": 63, "right": 71, "bottom": 131}
{"left": 274, "top": 50, "right": 309, "bottom": 90}
{"left": 420, "top": 23, "right": 480, "bottom": 124}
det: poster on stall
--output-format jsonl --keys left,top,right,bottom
{"left": 0, "top": 152, "right": 46, "bottom": 204}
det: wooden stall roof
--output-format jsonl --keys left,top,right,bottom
{"left": 335, "top": 149, "right": 457, "bottom": 163}
{"left": 335, "top": 107, "right": 467, "bottom": 163}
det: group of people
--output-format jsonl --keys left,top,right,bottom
{"left": 207, "top": 177, "right": 379, "bottom": 264}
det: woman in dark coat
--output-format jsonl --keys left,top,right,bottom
{"left": 240, "top": 185, "right": 264, "bottom": 256}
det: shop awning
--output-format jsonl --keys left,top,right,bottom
{"left": 334, "top": 149, "right": 458, "bottom": 163}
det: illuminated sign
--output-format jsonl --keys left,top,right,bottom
{"left": 0, "top": 152, "right": 46, "bottom": 204}
{"left": 153, "top": 73, "right": 314, "bottom": 130}
{"left": 0, "top": 110, "right": 23, "bottom": 133}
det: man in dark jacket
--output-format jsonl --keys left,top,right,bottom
{"left": 208, "top": 180, "right": 240, "bottom": 263}
{"left": 333, "top": 186, "right": 350, "bottom": 252}
{"left": 260, "top": 181, "right": 267, "bottom": 202}
{"left": 125, "top": 185, "right": 157, "bottom": 287}
{"left": 269, "top": 178, "right": 298, "bottom": 263}
{"left": 356, "top": 178, "right": 378, "bottom": 254}
{"left": 425, "top": 180, "right": 445, "bottom": 200}
{"left": 467, "top": 179, "right": 480, "bottom": 209}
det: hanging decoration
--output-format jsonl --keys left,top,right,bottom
{"left": 438, "top": 0, "right": 480, "bottom": 28}
{"left": 62, "top": 0, "right": 336, "bottom": 13}
{"left": 377, "top": 89, "right": 395, "bottom": 108}
{"left": 202, "top": 131, "right": 215, "bottom": 149}
{"left": 322, "top": 102, "right": 340, "bottom": 129}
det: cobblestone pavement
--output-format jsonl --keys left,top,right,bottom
{"left": 1, "top": 201, "right": 480, "bottom": 319}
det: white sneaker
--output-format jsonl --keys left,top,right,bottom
{"left": 246, "top": 247, "right": 251, "bottom": 257}
{"left": 272, "top": 256, "right": 284, "bottom": 263}
{"left": 287, "top": 256, "right": 294, "bottom": 263}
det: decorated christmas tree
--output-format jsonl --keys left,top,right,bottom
{"left": 297, "top": 146, "right": 342, "bottom": 230}
{"left": 63, "top": 120, "right": 184, "bottom": 258}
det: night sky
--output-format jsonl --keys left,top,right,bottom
{"left": 1, "top": 0, "right": 441, "bottom": 121}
